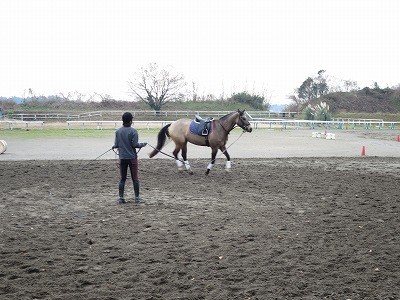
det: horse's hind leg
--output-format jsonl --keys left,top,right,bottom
{"left": 172, "top": 144, "right": 185, "bottom": 171}
{"left": 220, "top": 145, "right": 231, "bottom": 171}
{"left": 181, "top": 142, "right": 193, "bottom": 175}
{"left": 206, "top": 148, "right": 218, "bottom": 175}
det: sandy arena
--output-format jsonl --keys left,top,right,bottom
{"left": 0, "top": 129, "right": 399, "bottom": 299}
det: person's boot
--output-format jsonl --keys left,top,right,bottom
{"left": 133, "top": 182, "right": 142, "bottom": 204}
{"left": 118, "top": 182, "right": 126, "bottom": 204}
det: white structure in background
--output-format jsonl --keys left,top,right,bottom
{"left": 312, "top": 132, "right": 336, "bottom": 140}
{"left": 0, "top": 140, "right": 7, "bottom": 154}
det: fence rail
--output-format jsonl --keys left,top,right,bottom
{"left": 2, "top": 118, "right": 399, "bottom": 130}
{"left": 64, "top": 119, "right": 400, "bottom": 130}
{"left": 66, "top": 120, "right": 171, "bottom": 130}
{"left": 4, "top": 110, "right": 299, "bottom": 121}
{"left": 252, "top": 119, "right": 399, "bottom": 130}
{"left": 0, "top": 120, "right": 45, "bottom": 130}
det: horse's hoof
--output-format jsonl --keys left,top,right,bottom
{"left": 205, "top": 169, "right": 210, "bottom": 175}
{"left": 178, "top": 167, "right": 185, "bottom": 171}
{"left": 225, "top": 168, "right": 231, "bottom": 172}
{"left": 188, "top": 171, "right": 194, "bottom": 175}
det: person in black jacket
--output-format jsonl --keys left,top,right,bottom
{"left": 113, "top": 112, "right": 147, "bottom": 204}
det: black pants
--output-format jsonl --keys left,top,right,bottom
{"left": 118, "top": 158, "right": 139, "bottom": 198}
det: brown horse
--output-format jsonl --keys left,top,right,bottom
{"left": 149, "top": 109, "right": 252, "bottom": 174}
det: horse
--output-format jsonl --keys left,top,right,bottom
{"left": 149, "top": 109, "right": 252, "bottom": 174}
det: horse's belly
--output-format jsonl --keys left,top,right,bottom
{"left": 186, "top": 134, "right": 209, "bottom": 146}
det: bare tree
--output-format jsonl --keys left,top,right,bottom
{"left": 88, "top": 93, "right": 114, "bottom": 102}
{"left": 127, "top": 63, "right": 187, "bottom": 112}
{"left": 288, "top": 94, "right": 307, "bottom": 114}
{"left": 192, "top": 82, "right": 198, "bottom": 102}
{"left": 260, "top": 88, "right": 272, "bottom": 110}
{"left": 58, "top": 92, "right": 70, "bottom": 101}
{"left": 58, "top": 91, "right": 86, "bottom": 101}
{"left": 343, "top": 80, "right": 358, "bottom": 92}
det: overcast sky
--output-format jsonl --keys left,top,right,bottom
{"left": 1, "top": 0, "right": 399, "bottom": 104}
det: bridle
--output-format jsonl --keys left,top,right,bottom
{"left": 219, "top": 113, "right": 251, "bottom": 133}
{"left": 238, "top": 115, "right": 251, "bottom": 132}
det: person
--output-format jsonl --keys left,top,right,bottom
{"left": 112, "top": 112, "right": 147, "bottom": 204}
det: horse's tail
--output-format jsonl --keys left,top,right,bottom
{"left": 149, "top": 123, "right": 171, "bottom": 158}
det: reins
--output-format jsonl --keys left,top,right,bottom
{"left": 71, "top": 147, "right": 114, "bottom": 176}
{"left": 147, "top": 143, "right": 187, "bottom": 164}
{"left": 81, "top": 147, "right": 113, "bottom": 169}
{"left": 76, "top": 146, "right": 142, "bottom": 173}
{"left": 112, "top": 147, "right": 143, "bottom": 170}
{"left": 216, "top": 131, "right": 245, "bottom": 158}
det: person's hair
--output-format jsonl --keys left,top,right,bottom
{"left": 122, "top": 112, "right": 133, "bottom": 127}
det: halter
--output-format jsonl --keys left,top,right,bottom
{"left": 219, "top": 112, "right": 250, "bottom": 133}
{"left": 238, "top": 115, "right": 251, "bottom": 132}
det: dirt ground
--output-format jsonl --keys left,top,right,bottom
{"left": 1, "top": 129, "right": 400, "bottom": 299}
{"left": 1, "top": 129, "right": 400, "bottom": 161}
{"left": 0, "top": 155, "right": 399, "bottom": 300}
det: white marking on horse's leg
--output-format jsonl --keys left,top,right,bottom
{"left": 225, "top": 160, "right": 231, "bottom": 171}
{"left": 184, "top": 160, "right": 191, "bottom": 171}
{"left": 176, "top": 159, "right": 185, "bottom": 171}
{"left": 207, "top": 162, "right": 214, "bottom": 170}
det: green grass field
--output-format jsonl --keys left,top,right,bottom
{"left": 0, "top": 128, "right": 160, "bottom": 139}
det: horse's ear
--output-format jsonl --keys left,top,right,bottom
{"left": 238, "top": 109, "right": 244, "bottom": 115}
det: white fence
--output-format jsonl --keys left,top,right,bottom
{"left": 5, "top": 110, "right": 299, "bottom": 121}
{"left": 1, "top": 119, "right": 399, "bottom": 130}
{"left": 66, "top": 119, "right": 400, "bottom": 130}
{"left": 66, "top": 120, "right": 171, "bottom": 130}
{"left": 0, "top": 120, "right": 45, "bottom": 130}
{"left": 252, "top": 119, "right": 400, "bottom": 130}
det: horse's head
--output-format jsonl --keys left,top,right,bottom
{"left": 236, "top": 109, "right": 252, "bottom": 132}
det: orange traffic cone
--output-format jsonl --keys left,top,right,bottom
{"left": 361, "top": 145, "right": 366, "bottom": 156}
{"left": 397, "top": 135, "right": 400, "bottom": 142}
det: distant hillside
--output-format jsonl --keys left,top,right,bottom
{"left": 0, "top": 98, "right": 260, "bottom": 115}
{"left": 319, "top": 87, "right": 400, "bottom": 113}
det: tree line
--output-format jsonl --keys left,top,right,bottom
{"left": 0, "top": 63, "right": 270, "bottom": 113}
{"left": 1, "top": 65, "right": 399, "bottom": 119}
{"left": 287, "top": 70, "right": 400, "bottom": 120}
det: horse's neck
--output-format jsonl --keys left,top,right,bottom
{"left": 219, "top": 112, "right": 238, "bottom": 132}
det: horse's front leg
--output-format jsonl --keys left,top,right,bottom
{"left": 206, "top": 148, "right": 218, "bottom": 175}
{"left": 220, "top": 145, "right": 231, "bottom": 171}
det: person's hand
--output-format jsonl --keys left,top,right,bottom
{"left": 142, "top": 142, "right": 148, "bottom": 147}
{"left": 112, "top": 145, "right": 117, "bottom": 149}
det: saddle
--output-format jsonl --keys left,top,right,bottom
{"left": 190, "top": 115, "right": 213, "bottom": 136}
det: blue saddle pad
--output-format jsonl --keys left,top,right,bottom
{"left": 189, "top": 120, "right": 212, "bottom": 136}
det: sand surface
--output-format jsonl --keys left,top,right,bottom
{"left": 1, "top": 129, "right": 400, "bottom": 161}
{"left": 1, "top": 129, "right": 399, "bottom": 299}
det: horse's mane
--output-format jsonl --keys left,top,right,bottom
{"left": 219, "top": 111, "right": 237, "bottom": 121}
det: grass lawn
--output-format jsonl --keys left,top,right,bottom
{"left": 0, "top": 128, "right": 159, "bottom": 139}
